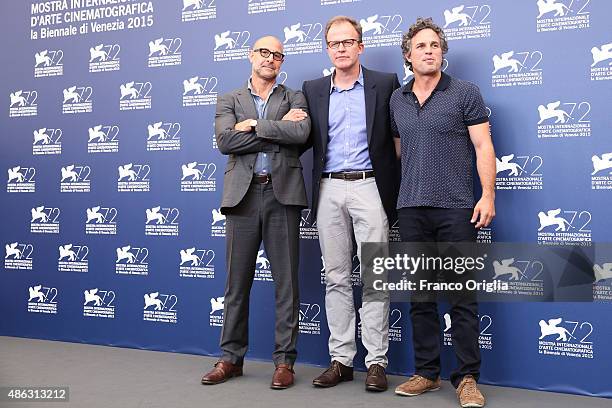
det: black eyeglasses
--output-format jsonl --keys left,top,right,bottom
{"left": 253, "top": 48, "right": 285, "bottom": 61}
{"left": 327, "top": 38, "right": 360, "bottom": 49}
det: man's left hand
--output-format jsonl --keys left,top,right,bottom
{"left": 471, "top": 196, "right": 495, "bottom": 228}
{"left": 234, "top": 119, "right": 255, "bottom": 132}
{"left": 282, "top": 109, "right": 308, "bottom": 122}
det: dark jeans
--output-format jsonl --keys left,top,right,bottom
{"left": 220, "top": 182, "right": 301, "bottom": 366}
{"left": 398, "top": 207, "right": 480, "bottom": 388}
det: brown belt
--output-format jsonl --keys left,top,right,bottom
{"left": 252, "top": 174, "right": 271, "bottom": 184}
{"left": 322, "top": 171, "right": 375, "bottom": 181}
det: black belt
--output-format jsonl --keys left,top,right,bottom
{"left": 322, "top": 171, "right": 375, "bottom": 181}
{"left": 252, "top": 174, "right": 271, "bottom": 184}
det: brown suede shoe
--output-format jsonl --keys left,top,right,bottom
{"left": 457, "top": 375, "right": 485, "bottom": 407}
{"left": 201, "top": 361, "right": 243, "bottom": 385}
{"left": 395, "top": 374, "right": 441, "bottom": 396}
{"left": 270, "top": 363, "right": 295, "bottom": 390}
{"left": 365, "top": 364, "right": 388, "bottom": 392}
{"left": 312, "top": 361, "right": 354, "bottom": 387}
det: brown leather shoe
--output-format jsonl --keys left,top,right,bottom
{"left": 201, "top": 361, "right": 243, "bottom": 385}
{"left": 365, "top": 364, "right": 388, "bottom": 392}
{"left": 270, "top": 363, "right": 295, "bottom": 390}
{"left": 312, "top": 361, "right": 353, "bottom": 387}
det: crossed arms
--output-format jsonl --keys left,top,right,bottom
{"left": 215, "top": 90, "right": 311, "bottom": 155}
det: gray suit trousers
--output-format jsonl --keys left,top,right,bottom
{"left": 220, "top": 182, "right": 301, "bottom": 366}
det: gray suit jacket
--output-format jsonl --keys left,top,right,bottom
{"left": 215, "top": 83, "right": 311, "bottom": 214}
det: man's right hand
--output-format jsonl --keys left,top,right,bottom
{"left": 282, "top": 109, "right": 308, "bottom": 122}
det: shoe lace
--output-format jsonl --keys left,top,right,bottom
{"left": 460, "top": 377, "right": 479, "bottom": 399}
{"left": 324, "top": 361, "right": 340, "bottom": 376}
{"left": 368, "top": 364, "right": 382, "bottom": 375}
{"left": 408, "top": 374, "right": 425, "bottom": 384}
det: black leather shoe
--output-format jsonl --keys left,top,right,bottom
{"left": 365, "top": 364, "right": 387, "bottom": 392}
{"left": 312, "top": 361, "right": 353, "bottom": 387}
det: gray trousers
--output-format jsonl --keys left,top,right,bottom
{"left": 220, "top": 182, "right": 301, "bottom": 366}
{"left": 316, "top": 177, "right": 390, "bottom": 368}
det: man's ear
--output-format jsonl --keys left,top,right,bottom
{"left": 357, "top": 43, "right": 365, "bottom": 56}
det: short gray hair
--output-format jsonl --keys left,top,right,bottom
{"left": 401, "top": 17, "right": 448, "bottom": 70}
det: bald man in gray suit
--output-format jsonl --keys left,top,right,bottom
{"left": 201, "top": 35, "right": 310, "bottom": 390}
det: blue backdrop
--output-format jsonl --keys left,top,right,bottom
{"left": 1, "top": 0, "right": 611, "bottom": 398}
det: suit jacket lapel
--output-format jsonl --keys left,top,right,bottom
{"left": 235, "top": 83, "right": 258, "bottom": 120}
{"left": 318, "top": 81, "right": 330, "bottom": 153}
{"left": 236, "top": 84, "right": 260, "bottom": 166}
{"left": 265, "top": 86, "right": 284, "bottom": 120}
{"left": 363, "top": 67, "right": 377, "bottom": 145}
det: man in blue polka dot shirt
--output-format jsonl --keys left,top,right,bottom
{"left": 390, "top": 18, "right": 496, "bottom": 408}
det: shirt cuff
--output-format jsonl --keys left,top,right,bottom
{"left": 465, "top": 116, "right": 489, "bottom": 127}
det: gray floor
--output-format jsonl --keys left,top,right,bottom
{"left": 0, "top": 336, "right": 609, "bottom": 408}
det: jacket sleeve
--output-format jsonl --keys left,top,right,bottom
{"left": 298, "top": 82, "right": 314, "bottom": 156}
{"left": 215, "top": 92, "right": 276, "bottom": 155}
